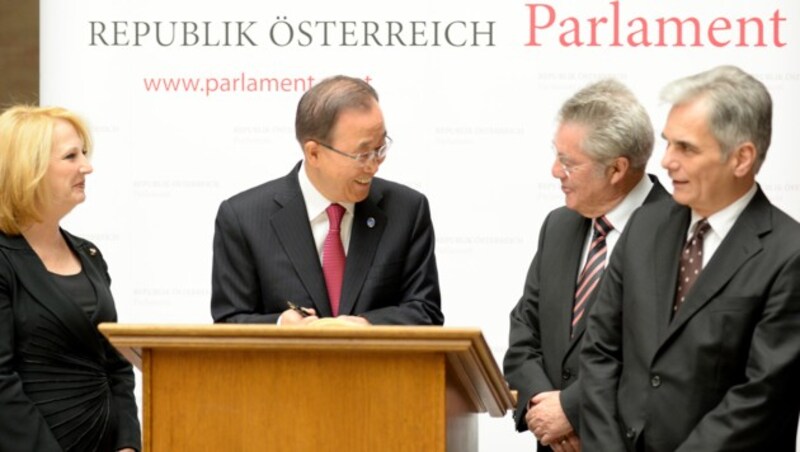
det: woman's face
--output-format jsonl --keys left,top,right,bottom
{"left": 44, "top": 119, "right": 93, "bottom": 217}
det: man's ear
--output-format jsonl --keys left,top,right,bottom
{"left": 608, "top": 156, "right": 630, "bottom": 185}
{"left": 303, "top": 140, "right": 320, "bottom": 166}
{"left": 731, "top": 142, "right": 757, "bottom": 177}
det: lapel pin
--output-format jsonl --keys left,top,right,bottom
{"left": 88, "top": 247, "right": 97, "bottom": 256}
{"left": 367, "top": 217, "right": 376, "bottom": 228}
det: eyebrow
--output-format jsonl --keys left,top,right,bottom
{"left": 662, "top": 132, "right": 694, "bottom": 147}
{"left": 355, "top": 132, "right": 387, "bottom": 151}
{"left": 60, "top": 144, "right": 83, "bottom": 154}
{"left": 551, "top": 147, "right": 573, "bottom": 163}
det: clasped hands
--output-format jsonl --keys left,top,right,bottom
{"left": 279, "top": 308, "right": 370, "bottom": 326}
{"left": 526, "top": 390, "right": 581, "bottom": 452}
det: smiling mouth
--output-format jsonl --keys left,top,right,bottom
{"left": 355, "top": 178, "right": 371, "bottom": 185}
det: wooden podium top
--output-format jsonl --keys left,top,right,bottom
{"left": 100, "top": 324, "right": 515, "bottom": 417}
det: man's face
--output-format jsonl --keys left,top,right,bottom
{"left": 661, "top": 99, "right": 739, "bottom": 217}
{"left": 306, "top": 100, "right": 386, "bottom": 204}
{"left": 552, "top": 122, "right": 614, "bottom": 218}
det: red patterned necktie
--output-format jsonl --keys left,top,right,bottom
{"left": 322, "top": 203, "right": 346, "bottom": 316}
{"left": 571, "top": 215, "right": 613, "bottom": 336}
{"left": 673, "top": 219, "right": 711, "bottom": 314}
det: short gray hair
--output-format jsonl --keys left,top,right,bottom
{"left": 295, "top": 75, "right": 379, "bottom": 146}
{"left": 558, "top": 79, "right": 654, "bottom": 170}
{"left": 660, "top": 65, "right": 771, "bottom": 173}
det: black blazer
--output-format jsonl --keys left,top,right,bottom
{"left": 581, "top": 186, "right": 800, "bottom": 451}
{"left": 503, "top": 176, "right": 668, "bottom": 443}
{"left": 0, "top": 231, "right": 141, "bottom": 452}
{"left": 211, "top": 162, "right": 443, "bottom": 325}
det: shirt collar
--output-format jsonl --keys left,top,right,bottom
{"left": 297, "top": 161, "right": 355, "bottom": 221}
{"left": 690, "top": 183, "right": 757, "bottom": 239}
{"left": 603, "top": 173, "right": 653, "bottom": 231}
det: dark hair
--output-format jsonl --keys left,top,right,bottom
{"left": 295, "top": 75, "right": 379, "bottom": 146}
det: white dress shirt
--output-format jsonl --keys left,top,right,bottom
{"left": 688, "top": 183, "right": 757, "bottom": 267}
{"left": 578, "top": 174, "right": 654, "bottom": 274}
{"left": 298, "top": 162, "right": 355, "bottom": 263}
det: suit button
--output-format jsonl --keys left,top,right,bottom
{"left": 562, "top": 368, "right": 572, "bottom": 381}
{"left": 650, "top": 375, "right": 662, "bottom": 388}
{"left": 626, "top": 428, "right": 636, "bottom": 439}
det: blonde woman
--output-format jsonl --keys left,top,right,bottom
{"left": 0, "top": 106, "right": 140, "bottom": 451}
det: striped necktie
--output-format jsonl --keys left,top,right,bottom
{"left": 571, "top": 216, "right": 613, "bottom": 336}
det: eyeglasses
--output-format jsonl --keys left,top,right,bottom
{"left": 318, "top": 136, "right": 392, "bottom": 166}
{"left": 559, "top": 161, "right": 584, "bottom": 179}
{"left": 554, "top": 149, "right": 591, "bottom": 179}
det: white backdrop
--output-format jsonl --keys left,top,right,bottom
{"left": 41, "top": 0, "right": 800, "bottom": 449}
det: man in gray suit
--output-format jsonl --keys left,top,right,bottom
{"left": 211, "top": 75, "right": 443, "bottom": 326}
{"left": 504, "top": 79, "right": 667, "bottom": 451}
{"left": 581, "top": 66, "right": 800, "bottom": 451}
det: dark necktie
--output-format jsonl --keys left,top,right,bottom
{"left": 323, "top": 203, "right": 346, "bottom": 316}
{"left": 673, "top": 219, "right": 711, "bottom": 314}
{"left": 572, "top": 215, "right": 613, "bottom": 336}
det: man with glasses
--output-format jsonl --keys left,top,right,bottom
{"left": 211, "top": 75, "right": 443, "bottom": 326}
{"left": 504, "top": 79, "right": 667, "bottom": 451}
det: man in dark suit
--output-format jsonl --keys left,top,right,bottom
{"left": 504, "top": 79, "right": 668, "bottom": 451}
{"left": 211, "top": 75, "right": 443, "bottom": 326}
{"left": 581, "top": 66, "right": 800, "bottom": 451}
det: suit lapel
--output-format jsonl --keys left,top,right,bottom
{"left": 3, "top": 233, "right": 104, "bottom": 357}
{"left": 568, "top": 290, "right": 599, "bottom": 347}
{"left": 338, "top": 191, "right": 387, "bottom": 316}
{"left": 654, "top": 206, "right": 691, "bottom": 343}
{"left": 644, "top": 176, "right": 669, "bottom": 203}
{"left": 571, "top": 179, "right": 669, "bottom": 348}
{"left": 271, "top": 169, "right": 332, "bottom": 317}
{"left": 665, "top": 190, "right": 768, "bottom": 340}
{"left": 560, "top": 217, "right": 591, "bottom": 356}
{"left": 63, "top": 232, "right": 116, "bottom": 325}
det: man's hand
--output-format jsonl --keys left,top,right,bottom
{"left": 278, "top": 308, "right": 319, "bottom": 325}
{"left": 335, "top": 315, "right": 370, "bottom": 325}
{"left": 526, "top": 390, "right": 576, "bottom": 446}
{"left": 550, "top": 432, "right": 581, "bottom": 452}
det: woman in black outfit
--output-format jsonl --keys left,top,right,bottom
{"left": 0, "top": 106, "right": 141, "bottom": 451}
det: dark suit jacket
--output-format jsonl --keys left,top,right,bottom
{"left": 0, "top": 230, "right": 141, "bottom": 452}
{"left": 581, "top": 186, "right": 800, "bottom": 451}
{"left": 211, "top": 162, "right": 443, "bottom": 325}
{"left": 503, "top": 176, "right": 667, "bottom": 444}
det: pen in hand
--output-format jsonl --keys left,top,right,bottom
{"left": 286, "top": 301, "right": 314, "bottom": 318}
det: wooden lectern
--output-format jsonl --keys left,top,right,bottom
{"left": 99, "top": 324, "right": 514, "bottom": 452}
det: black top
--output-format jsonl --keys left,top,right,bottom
{"left": 0, "top": 230, "right": 141, "bottom": 452}
{"left": 50, "top": 269, "right": 97, "bottom": 318}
